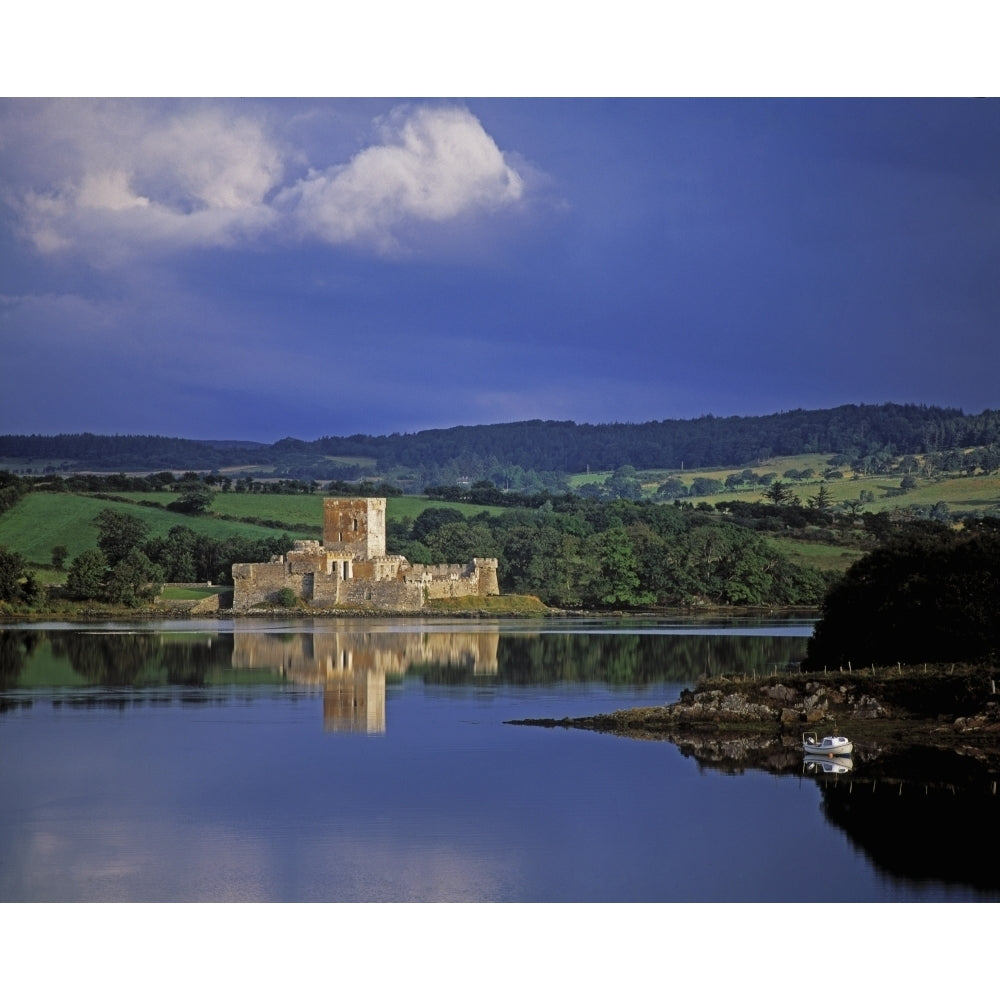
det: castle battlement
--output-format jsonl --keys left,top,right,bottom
{"left": 232, "top": 497, "right": 499, "bottom": 612}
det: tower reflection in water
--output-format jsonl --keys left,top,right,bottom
{"left": 232, "top": 629, "right": 499, "bottom": 733}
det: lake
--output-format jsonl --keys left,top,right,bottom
{"left": 2, "top": 616, "right": 998, "bottom": 903}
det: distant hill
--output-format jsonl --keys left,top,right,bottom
{"left": 3, "top": 403, "right": 1000, "bottom": 480}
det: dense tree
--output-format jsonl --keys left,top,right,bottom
{"left": 604, "top": 466, "right": 643, "bottom": 500}
{"left": 655, "top": 477, "right": 688, "bottom": 499}
{"left": 808, "top": 484, "right": 834, "bottom": 512}
{"left": 764, "top": 480, "right": 796, "bottom": 505}
{"left": 95, "top": 509, "right": 149, "bottom": 566}
{"left": 594, "top": 527, "right": 652, "bottom": 607}
{"left": 690, "top": 477, "right": 723, "bottom": 497}
{"left": 423, "top": 521, "right": 498, "bottom": 564}
{"left": 805, "top": 527, "right": 1000, "bottom": 669}
{"left": 7, "top": 403, "right": 1000, "bottom": 483}
{"left": 167, "top": 483, "right": 214, "bottom": 515}
{"left": 411, "top": 506, "right": 466, "bottom": 542}
{"left": 146, "top": 525, "right": 198, "bottom": 581}
{"left": 106, "top": 549, "right": 164, "bottom": 607}
{"left": 0, "top": 546, "right": 34, "bottom": 603}
{"left": 66, "top": 549, "right": 107, "bottom": 600}
{"left": 0, "top": 471, "right": 32, "bottom": 516}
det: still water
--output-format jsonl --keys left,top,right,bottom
{"left": 2, "top": 617, "right": 997, "bottom": 902}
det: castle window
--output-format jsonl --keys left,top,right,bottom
{"left": 353, "top": 517, "right": 359, "bottom": 532}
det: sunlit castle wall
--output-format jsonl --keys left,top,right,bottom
{"left": 231, "top": 498, "right": 498, "bottom": 611}
{"left": 323, "top": 497, "right": 386, "bottom": 559}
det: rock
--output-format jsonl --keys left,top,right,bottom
{"left": 765, "top": 684, "right": 794, "bottom": 703}
{"left": 852, "top": 694, "right": 888, "bottom": 719}
{"left": 694, "top": 689, "right": 722, "bottom": 704}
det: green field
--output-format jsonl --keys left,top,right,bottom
{"left": 0, "top": 493, "right": 294, "bottom": 565}
{"left": 764, "top": 536, "right": 865, "bottom": 573}
{"left": 110, "top": 492, "right": 326, "bottom": 528}
{"left": 104, "top": 492, "right": 504, "bottom": 525}
{"left": 0, "top": 491, "right": 509, "bottom": 569}
{"left": 3, "top": 466, "right": 997, "bottom": 588}
{"left": 386, "top": 496, "right": 506, "bottom": 520}
{"left": 570, "top": 452, "right": 1000, "bottom": 517}
{"left": 160, "top": 585, "right": 228, "bottom": 600}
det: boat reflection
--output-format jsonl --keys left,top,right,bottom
{"left": 804, "top": 754, "right": 854, "bottom": 775}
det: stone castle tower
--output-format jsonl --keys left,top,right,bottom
{"left": 323, "top": 497, "right": 386, "bottom": 559}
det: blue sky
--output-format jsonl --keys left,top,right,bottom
{"left": 3, "top": 95, "right": 999, "bottom": 442}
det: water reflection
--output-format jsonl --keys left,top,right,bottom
{"left": 671, "top": 732, "right": 1000, "bottom": 894}
{"left": 817, "top": 748, "right": 1000, "bottom": 892}
{"left": 3, "top": 620, "right": 1000, "bottom": 900}
{"left": 232, "top": 630, "right": 499, "bottom": 733}
{"left": 1, "top": 621, "right": 807, "bottom": 692}
{"left": 0, "top": 626, "right": 507, "bottom": 733}
{"left": 804, "top": 755, "right": 853, "bottom": 774}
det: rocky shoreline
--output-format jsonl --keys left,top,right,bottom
{"left": 508, "top": 662, "right": 1000, "bottom": 761}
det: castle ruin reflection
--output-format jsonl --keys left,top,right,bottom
{"left": 232, "top": 629, "right": 499, "bottom": 733}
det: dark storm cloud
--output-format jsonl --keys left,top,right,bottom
{"left": 2, "top": 98, "right": 998, "bottom": 440}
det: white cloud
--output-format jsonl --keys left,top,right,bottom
{"left": 3, "top": 100, "right": 526, "bottom": 260}
{"left": 76, "top": 169, "right": 151, "bottom": 211}
{"left": 0, "top": 102, "right": 284, "bottom": 257}
{"left": 135, "top": 109, "right": 284, "bottom": 212}
{"left": 281, "top": 105, "right": 524, "bottom": 250}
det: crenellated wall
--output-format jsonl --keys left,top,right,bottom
{"left": 232, "top": 498, "right": 500, "bottom": 612}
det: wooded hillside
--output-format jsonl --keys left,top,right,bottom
{"left": 4, "top": 404, "right": 1000, "bottom": 482}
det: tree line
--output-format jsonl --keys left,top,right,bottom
{"left": 1, "top": 495, "right": 833, "bottom": 611}
{"left": 387, "top": 497, "right": 832, "bottom": 609}
{"left": 48, "top": 510, "right": 295, "bottom": 608}
{"left": 6, "top": 403, "right": 1000, "bottom": 482}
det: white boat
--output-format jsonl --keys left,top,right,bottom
{"left": 802, "top": 732, "right": 853, "bottom": 756}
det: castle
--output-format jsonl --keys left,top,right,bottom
{"left": 232, "top": 497, "right": 499, "bottom": 612}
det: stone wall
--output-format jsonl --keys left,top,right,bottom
{"left": 231, "top": 560, "right": 294, "bottom": 611}
{"left": 232, "top": 498, "right": 500, "bottom": 613}
{"left": 411, "top": 557, "right": 499, "bottom": 600}
{"left": 332, "top": 577, "right": 425, "bottom": 612}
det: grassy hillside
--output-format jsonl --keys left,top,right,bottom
{"left": 0, "top": 491, "right": 508, "bottom": 569}
{"left": 570, "top": 453, "right": 1000, "bottom": 517}
{"left": 101, "top": 492, "right": 504, "bottom": 526}
{"left": 2, "top": 463, "right": 995, "bottom": 587}
{"left": 0, "top": 493, "right": 293, "bottom": 565}
{"left": 109, "top": 492, "right": 326, "bottom": 529}
{"left": 763, "top": 536, "right": 864, "bottom": 574}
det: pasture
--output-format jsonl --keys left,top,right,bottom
{"left": 570, "top": 452, "right": 1000, "bottom": 516}
{"left": 0, "top": 493, "right": 292, "bottom": 566}
{"left": 0, "top": 491, "right": 508, "bottom": 570}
